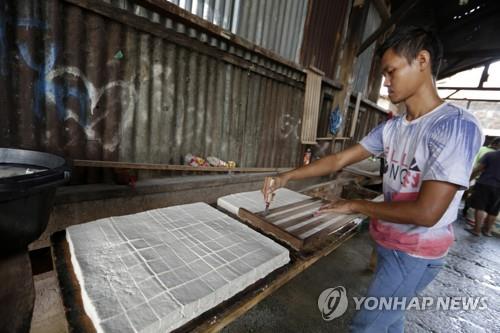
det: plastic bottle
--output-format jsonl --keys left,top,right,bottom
{"left": 303, "top": 148, "right": 312, "bottom": 166}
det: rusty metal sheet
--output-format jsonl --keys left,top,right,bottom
{"left": 166, "top": 0, "right": 308, "bottom": 62}
{"left": 300, "top": 0, "right": 350, "bottom": 79}
{"left": 0, "top": 0, "right": 305, "bottom": 182}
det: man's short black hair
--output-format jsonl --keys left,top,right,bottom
{"left": 377, "top": 26, "right": 443, "bottom": 77}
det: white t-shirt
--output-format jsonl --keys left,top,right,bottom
{"left": 360, "top": 103, "right": 483, "bottom": 258}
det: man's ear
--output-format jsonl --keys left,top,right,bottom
{"left": 416, "top": 50, "right": 431, "bottom": 72}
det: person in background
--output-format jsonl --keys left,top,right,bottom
{"left": 462, "top": 137, "right": 500, "bottom": 218}
{"left": 466, "top": 139, "right": 500, "bottom": 237}
{"left": 262, "top": 26, "right": 483, "bottom": 332}
{"left": 475, "top": 137, "right": 500, "bottom": 165}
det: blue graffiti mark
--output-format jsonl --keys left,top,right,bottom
{"left": 18, "top": 42, "right": 58, "bottom": 119}
{"left": 2, "top": 15, "right": 131, "bottom": 133}
{"left": 49, "top": 84, "right": 90, "bottom": 126}
{"left": 16, "top": 18, "right": 48, "bottom": 30}
{"left": 0, "top": 14, "right": 49, "bottom": 76}
{"left": 11, "top": 18, "right": 90, "bottom": 125}
{"left": 17, "top": 42, "right": 56, "bottom": 74}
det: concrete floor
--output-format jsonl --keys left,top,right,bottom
{"left": 223, "top": 216, "right": 500, "bottom": 333}
{"left": 30, "top": 215, "right": 499, "bottom": 333}
{"left": 30, "top": 271, "right": 67, "bottom": 333}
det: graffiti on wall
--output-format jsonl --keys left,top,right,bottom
{"left": 0, "top": 5, "right": 302, "bottom": 164}
{"left": 0, "top": 13, "right": 140, "bottom": 152}
{"left": 279, "top": 113, "right": 301, "bottom": 140}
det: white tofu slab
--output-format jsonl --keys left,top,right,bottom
{"left": 217, "top": 188, "right": 311, "bottom": 215}
{"left": 66, "top": 202, "right": 289, "bottom": 333}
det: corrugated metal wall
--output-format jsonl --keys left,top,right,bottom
{"left": 0, "top": 0, "right": 305, "bottom": 170}
{"left": 165, "top": 0, "right": 237, "bottom": 31}
{"left": 300, "top": 0, "right": 351, "bottom": 79}
{"left": 352, "top": 1, "right": 381, "bottom": 94}
{"left": 164, "top": 0, "right": 308, "bottom": 63}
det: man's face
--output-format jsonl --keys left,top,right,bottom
{"left": 381, "top": 48, "right": 425, "bottom": 104}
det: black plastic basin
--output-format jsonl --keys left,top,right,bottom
{"left": 0, "top": 148, "right": 69, "bottom": 253}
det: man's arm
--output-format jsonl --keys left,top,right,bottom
{"left": 263, "top": 144, "right": 373, "bottom": 202}
{"left": 320, "top": 180, "right": 459, "bottom": 227}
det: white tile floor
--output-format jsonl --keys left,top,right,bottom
{"left": 66, "top": 203, "right": 289, "bottom": 333}
{"left": 217, "top": 188, "right": 311, "bottom": 215}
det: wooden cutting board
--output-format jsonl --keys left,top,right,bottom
{"left": 238, "top": 198, "right": 363, "bottom": 252}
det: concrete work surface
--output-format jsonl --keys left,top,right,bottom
{"left": 223, "top": 216, "right": 500, "bottom": 333}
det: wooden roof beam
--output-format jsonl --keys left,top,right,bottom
{"left": 445, "top": 49, "right": 500, "bottom": 58}
{"left": 437, "top": 87, "right": 500, "bottom": 91}
{"left": 372, "top": 0, "right": 390, "bottom": 21}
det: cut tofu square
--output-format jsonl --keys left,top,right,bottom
{"left": 217, "top": 188, "right": 311, "bottom": 215}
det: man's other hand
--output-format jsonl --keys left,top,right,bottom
{"left": 317, "top": 198, "right": 358, "bottom": 215}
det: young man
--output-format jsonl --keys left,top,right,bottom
{"left": 263, "top": 26, "right": 483, "bottom": 332}
{"left": 466, "top": 138, "right": 500, "bottom": 237}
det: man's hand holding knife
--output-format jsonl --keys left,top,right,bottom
{"left": 262, "top": 175, "right": 288, "bottom": 214}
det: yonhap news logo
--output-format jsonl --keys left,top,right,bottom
{"left": 318, "top": 286, "right": 488, "bottom": 321}
{"left": 317, "top": 286, "right": 349, "bottom": 321}
{"left": 352, "top": 295, "right": 488, "bottom": 311}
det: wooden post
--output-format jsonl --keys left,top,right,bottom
{"left": 350, "top": 92, "right": 362, "bottom": 138}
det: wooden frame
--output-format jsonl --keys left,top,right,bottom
{"left": 73, "top": 159, "right": 292, "bottom": 173}
{"left": 301, "top": 67, "right": 325, "bottom": 144}
{"left": 51, "top": 231, "right": 98, "bottom": 333}
{"left": 238, "top": 198, "right": 364, "bottom": 253}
